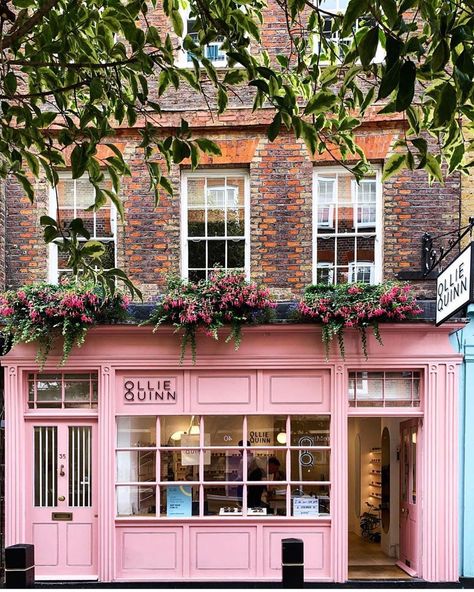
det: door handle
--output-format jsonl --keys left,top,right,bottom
{"left": 59, "top": 465, "right": 65, "bottom": 477}
{"left": 58, "top": 495, "right": 65, "bottom": 502}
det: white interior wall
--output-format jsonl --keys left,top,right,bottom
{"left": 380, "top": 417, "right": 401, "bottom": 558}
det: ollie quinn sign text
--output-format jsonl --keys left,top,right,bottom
{"left": 436, "top": 243, "right": 474, "bottom": 325}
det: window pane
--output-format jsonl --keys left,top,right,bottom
{"left": 204, "top": 485, "right": 241, "bottom": 515}
{"left": 290, "top": 416, "right": 330, "bottom": 446}
{"left": 188, "top": 209, "right": 205, "bottom": 237}
{"left": 117, "top": 416, "right": 156, "bottom": 447}
{"left": 160, "top": 416, "right": 199, "bottom": 446}
{"left": 226, "top": 178, "right": 245, "bottom": 207}
{"left": 117, "top": 485, "right": 156, "bottom": 516}
{"left": 291, "top": 450, "right": 330, "bottom": 481}
{"left": 95, "top": 208, "right": 113, "bottom": 238}
{"left": 36, "top": 376, "right": 61, "bottom": 402}
{"left": 204, "top": 415, "right": 243, "bottom": 446}
{"left": 57, "top": 179, "right": 74, "bottom": 208}
{"left": 208, "top": 240, "right": 226, "bottom": 267}
{"left": 189, "top": 269, "right": 206, "bottom": 282}
{"left": 160, "top": 485, "right": 198, "bottom": 517}
{"left": 247, "top": 415, "right": 287, "bottom": 446}
{"left": 34, "top": 427, "right": 57, "bottom": 507}
{"left": 187, "top": 178, "right": 205, "bottom": 206}
{"left": 203, "top": 449, "right": 242, "bottom": 481}
{"left": 75, "top": 178, "right": 96, "bottom": 208}
{"left": 336, "top": 174, "right": 353, "bottom": 232}
{"left": 227, "top": 208, "right": 245, "bottom": 236}
{"left": 188, "top": 240, "right": 206, "bottom": 268}
{"left": 207, "top": 177, "right": 227, "bottom": 203}
{"left": 116, "top": 451, "right": 156, "bottom": 482}
{"left": 207, "top": 208, "right": 225, "bottom": 236}
{"left": 161, "top": 450, "right": 199, "bottom": 482}
{"left": 248, "top": 449, "right": 287, "bottom": 481}
{"left": 227, "top": 240, "right": 245, "bottom": 268}
{"left": 317, "top": 178, "right": 335, "bottom": 228}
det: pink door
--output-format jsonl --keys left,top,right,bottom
{"left": 398, "top": 419, "right": 418, "bottom": 576}
{"left": 27, "top": 421, "right": 98, "bottom": 579}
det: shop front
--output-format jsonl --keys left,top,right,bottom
{"left": 3, "top": 323, "right": 461, "bottom": 583}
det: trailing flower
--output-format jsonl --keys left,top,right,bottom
{"left": 298, "top": 282, "right": 423, "bottom": 359}
{"left": 0, "top": 280, "right": 130, "bottom": 366}
{"left": 147, "top": 269, "right": 276, "bottom": 362}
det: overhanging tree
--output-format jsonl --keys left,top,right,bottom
{"left": 0, "top": 0, "right": 473, "bottom": 294}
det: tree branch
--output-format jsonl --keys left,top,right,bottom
{"left": 2, "top": 0, "right": 61, "bottom": 50}
{"left": 0, "top": 79, "right": 88, "bottom": 99}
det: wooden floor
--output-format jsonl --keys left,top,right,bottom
{"left": 348, "top": 532, "right": 412, "bottom": 580}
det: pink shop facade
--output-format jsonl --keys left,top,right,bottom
{"left": 3, "top": 323, "right": 461, "bottom": 583}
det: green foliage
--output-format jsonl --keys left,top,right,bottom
{"left": 298, "top": 282, "right": 423, "bottom": 360}
{"left": 0, "top": 280, "right": 130, "bottom": 366}
{"left": 1, "top": 0, "right": 474, "bottom": 287}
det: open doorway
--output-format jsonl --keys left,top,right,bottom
{"left": 348, "top": 417, "right": 418, "bottom": 580}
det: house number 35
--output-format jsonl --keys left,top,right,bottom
{"left": 59, "top": 453, "right": 66, "bottom": 459}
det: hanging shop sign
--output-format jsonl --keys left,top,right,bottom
{"left": 436, "top": 242, "right": 474, "bottom": 325}
{"left": 123, "top": 377, "right": 177, "bottom": 403}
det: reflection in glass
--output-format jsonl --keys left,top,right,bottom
{"left": 208, "top": 240, "right": 226, "bottom": 267}
{"left": 160, "top": 416, "right": 197, "bottom": 446}
{"left": 247, "top": 415, "right": 287, "bottom": 447}
{"left": 188, "top": 240, "right": 205, "bottom": 267}
{"left": 227, "top": 240, "right": 245, "bottom": 268}
{"left": 290, "top": 416, "right": 330, "bottom": 446}
{"left": 204, "top": 415, "right": 243, "bottom": 446}
{"left": 204, "top": 485, "right": 242, "bottom": 515}
{"left": 117, "top": 416, "right": 156, "bottom": 447}
{"left": 116, "top": 451, "right": 156, "bottom": 482}
{"left": 161, "top": 450, "right": 199, "bottom": 482}
{"left": 203, "top": 449, "right": 242, "bottom": 481}
{"left": 116, "top": 485, "right": 156, "bottom": 516}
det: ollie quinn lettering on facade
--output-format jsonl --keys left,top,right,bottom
{"left": 436, "top": 243, "right": 474, "bottom": 325}
{"left": 123, "top": 378, "right": 177, "bottom": 403}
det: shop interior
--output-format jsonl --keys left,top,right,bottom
{"left": 348, "top": 417, "right": 413, "bottom": 580}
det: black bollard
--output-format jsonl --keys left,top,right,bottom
{"left": 5, "top": 544, "right": 35, "bottom": 588}
{"left": 281, "top": 537, "right": 304, "bottom": 588}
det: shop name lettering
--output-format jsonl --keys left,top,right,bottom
{"left": 124, "top": 379, "right": 176, "bottom": 403}
{"left": 437, "top": 262, "right": 468, "bottom": 311}
{"left": 249, "top": 430, "right": 271, "bottom": 444}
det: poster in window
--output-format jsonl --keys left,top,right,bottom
{"left": 293, "top": 496, "right": 319, "bottom": 517}
{"left": 167, "top": 485, "right": 192, "bottom": 517}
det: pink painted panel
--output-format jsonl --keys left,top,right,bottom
{"left": 116, "top": 528, "right": 183, "bottom": 578}
{"left": 264, "top": 371, "right": 331, "bottom": 412}
{"left": 190, "top": 527, "right": 257, "bottom": 576}
{"left": 33, "top": 524, "right": 59, "bottom": 566}
{"left": 66, "top": 524, "right": 93, "bottom": 566}
{"left": 190, "top": 372, "right": 257, "bottom": 412}
{"left": 115, "top": 373, "right": 184, "bottom": 415}
{"left": 264, "top": 527, "right": 331, "bottom": 579}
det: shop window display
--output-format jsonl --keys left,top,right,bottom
{"left": 115, "top": 415, "right": 331, "bottom": 518}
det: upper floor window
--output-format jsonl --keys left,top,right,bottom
{"left": 313, "top": 167, "right": 381, "bottom": 285}
{"left": 181, "top": 171, "right": 249, "bottom": 282}
{"left": 348, "top": 371, "right": 421, "bottom": 408}
{"left": 177, "top": 8, "right": 227, "bottom": 68}
{"left": 48, "top": 175, "right": 116, "bottom": 283}
{"left": 28, "top": 372, "right": 98, "bottom": 409}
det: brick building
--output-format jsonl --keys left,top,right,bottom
{"left": 0, "top": 0, "right": 465, "bottom": 585}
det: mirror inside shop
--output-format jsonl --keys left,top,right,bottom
{"left": 116, "top": 415, "right": 330, "bottom": 518}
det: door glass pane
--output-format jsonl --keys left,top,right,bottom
{"left": 411, "top": 427, "right": 417, "bottom": 504}
{"left": 69, "top": 426, "right": 92, "bottom": 507}
{"left": 34, "top": 427, "right": 57, "bottom": 507}
{"left": 402, "top": 430, "right": 409, "bottom": 502}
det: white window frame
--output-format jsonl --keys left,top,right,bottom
{"left": 316, "top": 177, "right": 335, "bottom": 229}
{"left": 176, "top": 7, "right": 228, "bottom": 68}
{"left": 352, "top": 178, "right": 377, "bottom": 229}
{"left": 312, "top": 166, "right": 382, "bottom": 285}
{"left": 315, "top": 262, "right": 335, "bottom": 284}
{"left": 181, "top": 169, "right": 250, "bottom": 281}
{"left": 48, "top": 173, "right": 117, "bottom": 283}
{"left": 348, "top": 261, "right": 375, "bottom": 284}
{"left": 312, "top": 1, "right": 385, "bottom": 65}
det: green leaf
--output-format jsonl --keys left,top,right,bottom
{"left": 342, "top": 0, "right": 369, "bottom": 37}
{"left": 382, "top": 153, "right": 407, "bottom": 181}
{"left": 43, "top": 226, "right": 60, "bottom": 243}
{"left": 358, "top": 26, "right": 379, "bottom": 68}
{"left": 377, "top": 60, "right": 401, "bottom": 100}
{"left": 431, "top": 40, "right": 449, "bottom": 72}
{"left": 81, "top": 240, "right": 106, "bottom": 259}
{"left": 425, "top": 154, "right": 443, "bottom": 182}
{"left": 448, "top": 143, "right": 464, "bottom": 174}
{"left": 395, "top": 61, "right": 416, "bottom": 112}
{"left": 380, "top": 0, "right": 398, "bottom": 26}
{"left": 24, "top": 152, "right": 40, "bottom": 177}
{"left": 304, "top": 90, "right": 337, "bottom": 115}
{"left": 268, "top": 113, "right": 281, "bottom": 142}
{"left": 434, "top": 82, "right": 457, "bottom": 128}
{"left": 71, "top": 145, "right": 88, "bottom": 179}
{"left": 223, "top": 70, "right": 246, "bottom": 85}
{"left": 4, "top": 72, "right": 17, "bottom": 96}
{"left": 195, "top": 138, "right": 221, "bottom": 155}
{"left": 217, "top": 87, "right": 228, "bottom": 114}
{"left": 170, "top": 9, "right": 183, "bottom": 37}
{"left": 40, "top": 215, "right": 58, "bottom": 227}
{"left": 90, "top": 78, "right": 103, "bottom": 101}
{"left": 14, "top": 172, "right": 34, "bottom": 202}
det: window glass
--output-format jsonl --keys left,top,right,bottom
{"left": 184, "top": 172, "right": 248, "bottom": 280}
{"left": 160, "top": 485, "right": 199, "bottom": 517}
{"left": 203, "top": 449, "right": 242, "bottom": 481}
{"left": 161, "top": 449, "right": 200, "bottom": 482}
{"left": 116, "top": 451, "right": 156, "bottom": 482}
{"left": 160, "top": 416, "right": 198, "bottom": 446}
{"left": 290, "top": 450, "right": 330, "bottom": 481}
{"left": 314, "top": 170, "right": 379, "bottom": 284}
{"left": 290, "top": 416, "right": 330, "bottom": 446}
{"left": 117, "top": 485, "right": 156, "bottom": 516}
{"left": 204, "top": 416, "right": 244, "bottom": 446}
{"left": 292, "top": 485, "right": 330, "bottom": 516}
{"left": 348, "top": 371, "right": 421, "bottom": 407}
{"left": 28, "top": 372, "right": 98, "bottom": 409}
{"left": 117, "top": 416, "right": 156, "bottom": 447}
{"left": 247, "top": 415, "right": 287, "bottom": 446}
{"left": 183, "top": 16, "right": 227, "bottom": 66}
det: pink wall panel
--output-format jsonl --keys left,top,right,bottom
{"left": 191, "top": 372, "right": 257, "bottom": 412}
{"left": 117, "top": 528, "right": 183, "bottom": 578}
{"left": 264, "top": 371, "right": 331, "bottom": 412}
{"left": 66, "top": 523, "right": 93, "bottom": 566}
{"left": 265, "top": 528, "right": 330, "bottom": 576}
{"left": 33, "top": 524, "right": 59, "bottom": 566}
{"left": 190, "top": 528, "right": 257, "bottom": 577}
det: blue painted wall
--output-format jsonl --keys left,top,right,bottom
{"left": 451, "top": 305, "right": 474, "bottom": 577}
